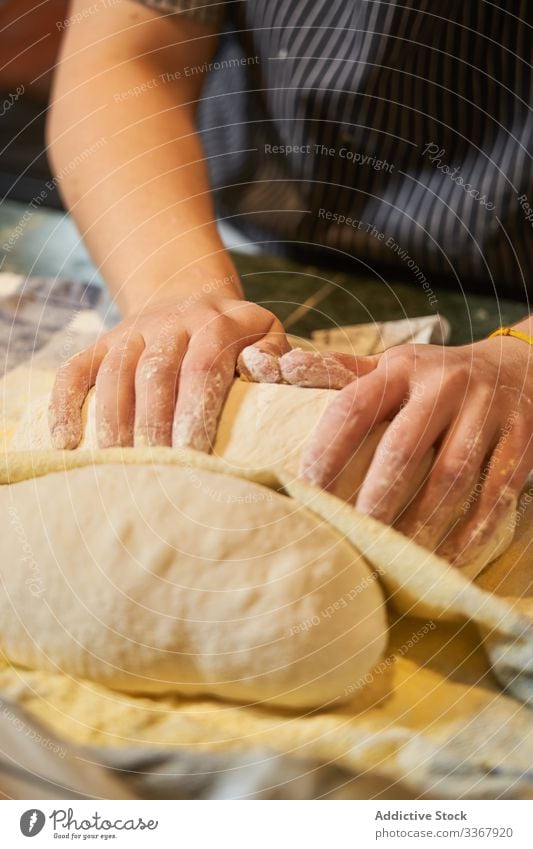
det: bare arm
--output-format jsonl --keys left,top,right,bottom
{"left": 47, "top": 0, "right": 288, "bottom": 450}
{"left": 47, "top": 0, "right": 239, "bottom": 313}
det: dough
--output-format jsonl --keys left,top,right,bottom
{"left": 9, "top": 377, "right": 518, "bottom": 576}
{"left": 0, "top": 463, "right": 387, "bottom": 709}
{"left": 12, "top": 379, "right": 432, "bottom": 504}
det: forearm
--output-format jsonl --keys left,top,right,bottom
{"left": 47, "top": 1, "right": 241, "bottom": 316}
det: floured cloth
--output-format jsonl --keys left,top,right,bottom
{"left": 309, "top": 314, "right": 450, "bottom": 354}
{"left": 0, "top": 275, "right": 532, "bottom": 800}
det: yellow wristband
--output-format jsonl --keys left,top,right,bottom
{"left": 488, "top": 326, "right": 533, "bottom": 348}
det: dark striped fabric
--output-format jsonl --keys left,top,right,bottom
{"left": 136, "top": 1, "right": 533, "bottom": 298}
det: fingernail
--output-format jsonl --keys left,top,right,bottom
{"left": 237, "top": 347, "right": 281, "bottom": 383}
{"left": 172, "top": 420, "right": 211, "bottom": 453}
{"left": 354, "top": 494, "right": 375, "bottom": 517}
{"left": 51, "top": 425, "right": 80, "bottom": 450}
{"left": 300, "top": 470, "right": 322, "bottom": 488}
{"left": 134, "top": 427, "right": 169, "bottom": 448}
{"left": 300, "top": 458, "right": 327, "bottom": 489}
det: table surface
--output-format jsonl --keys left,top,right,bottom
{"left": 0, "top": 200, "right": 527, "bottom": 346}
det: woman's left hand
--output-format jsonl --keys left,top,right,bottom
{"left": 239, "top": 337, "right": 533, "bottom": 566}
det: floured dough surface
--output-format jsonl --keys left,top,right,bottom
{"left": 11, "top": 379, "right": 431, "bottom": 504}
{"left": 9, "top": 378, "right": 521, "bottom": 577}
{"left": 0, "top": 463, "right": 388, "bottom": 708}
{"left": 216, "top": 381, "right": 396, "bottom": 500}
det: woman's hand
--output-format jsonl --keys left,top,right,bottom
{"left": 49, "top": 294, "right": 288, "bottom": 452}
{"left": 241, "top": 337, "right": 533, "bottom": 566}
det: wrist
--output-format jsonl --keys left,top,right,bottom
{"left": 121, "top": 262, "right": 243, "bottom": 317}
{"left": 477, "top": 329, "right": 533, "bottom": 394}
{"left": 482, "top": 316, "right": 533, "bottom": 363}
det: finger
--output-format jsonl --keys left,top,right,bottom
{"left": 396, "top": 399, "right": 500, "bottom": 550}
{"left": 48, "top": 342, "right": 107, "bottom": 449}
{"left": 134, "top": 332, "right": 187, "bottom": 447}
{"left": 172, "top": 330, "right": 236, "bottom": 452}
{"left": 237, "top": 319, "right": 290, "bottom": 383}
{"left": 355, "top": 391, "right": 452, "bottom": 524}
{"left": 437, "top": 420, "right": 532, "bottom": 569}
{"left": 279, "top": 350, "right": 380, "bottom": 389}
{"left": 94, "top": 333, "right": 144, "bottom": 448}
{"left": 300, "top": 362, "right": 409, "bottom": 490}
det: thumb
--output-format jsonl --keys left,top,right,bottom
{"left": 279, "top": 349, "right": 380, "bottom": 389}
{"left": 236, "top": 321, "right": 290, "bottom": 384}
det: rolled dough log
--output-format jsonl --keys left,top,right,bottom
{"left": 0, "top": 463, "right": 388, "bottom": 708}
{"left": 11, "top": 379, "right": 431, "bottom": 504}
{"left": 10, "top": 379, "right": 518, "bottom": 572}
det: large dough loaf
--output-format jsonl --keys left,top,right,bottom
{"left": 0, "top": 463, "right": 388, "bottom": 708}
{"left": 12, "top": 379, "right": 431, "bottom": 503}
{"left": 10, "top": 379, "right": 517, "bottom": 573}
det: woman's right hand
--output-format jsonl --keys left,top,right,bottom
{"left": 49, "top": 293, "right": 289, "bottom": 451}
